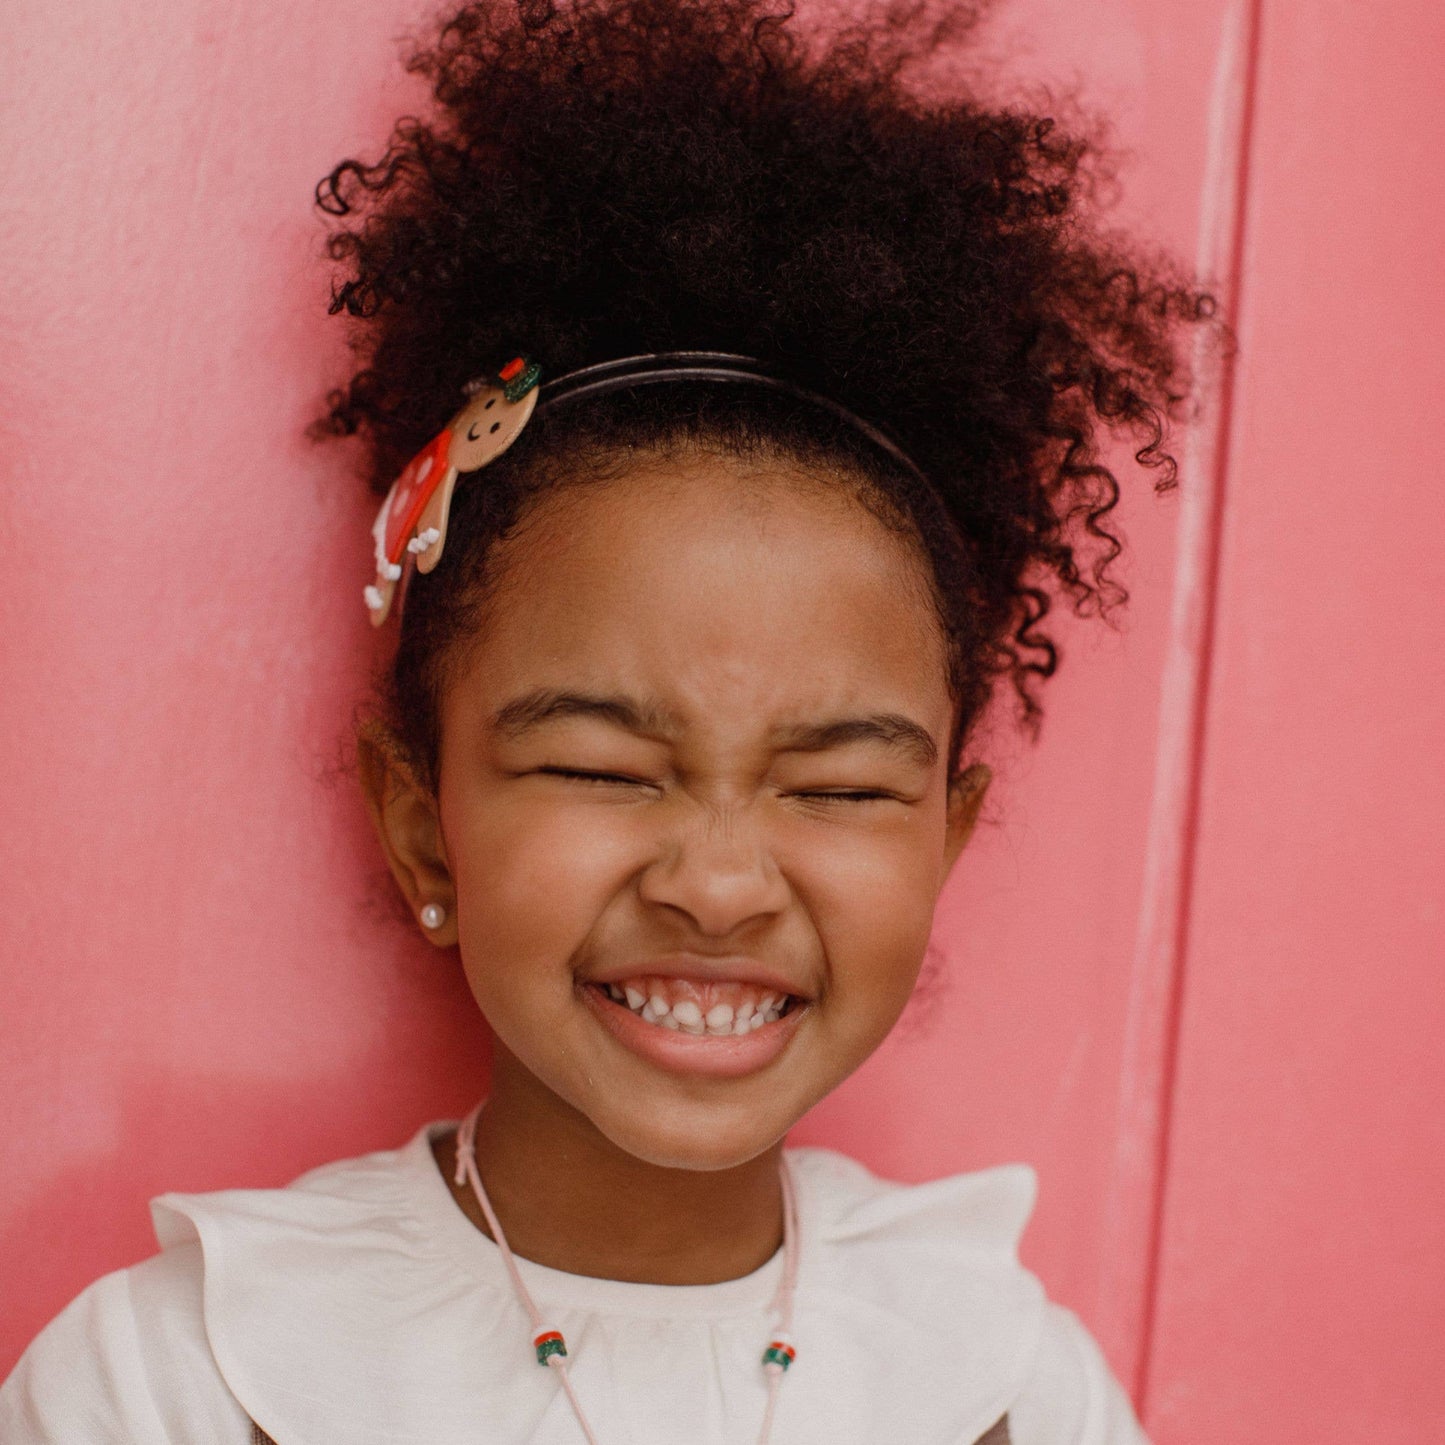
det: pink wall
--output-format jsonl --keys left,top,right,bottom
{"left": 1, "top": 1, "right": 1440, "bottom": 1437}
{"left": 1141, "top": 3, "right": 1445, "bottom": 1436}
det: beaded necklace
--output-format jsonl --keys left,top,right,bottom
{"left": 453, "top": 1104, "right": 801, "bottom": 1445}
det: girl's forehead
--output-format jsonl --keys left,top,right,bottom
{"left": 504, "top": 451, "right": 928, "bottom": 596}
{"left": 449, "top": 454, "right": 954, "bottom": 731}
{"left": 482, "top": 457, "right": 944, "bottom": 654}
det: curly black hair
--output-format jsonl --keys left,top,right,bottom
{"left": 316, "top": 0, "right": 1209, "bottom": 787}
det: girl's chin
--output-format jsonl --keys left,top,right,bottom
{"left": 588, "top": 1105, "right": 795, "bottom": 1173}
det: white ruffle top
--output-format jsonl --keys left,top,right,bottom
{"left": 0, "top": 1123, "right": 1147, "bottom": 1444}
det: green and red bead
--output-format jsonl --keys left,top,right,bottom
{"left": 534, "top": 1329, "right": 568, "bottom": 1365}
{"left": 762, "top": 1338, "right": 796, "bottom": 1372}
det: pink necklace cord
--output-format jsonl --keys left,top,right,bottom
{"left": 454, "top": 1104, "right": 799, "bottom": 1445}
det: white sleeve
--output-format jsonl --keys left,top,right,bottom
{"left": 1007, "top": 1304, "right": 1150, "bottom": 1445}
{"left": 0, "top": 1244, "right": 250, "bottom": 1443}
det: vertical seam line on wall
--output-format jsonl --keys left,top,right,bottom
{"left": 1137, "top": 0, "right": 1264, "bottom": 1410}
{"left": 1099, "top": 0, "right": 1265, "bottom": 1413}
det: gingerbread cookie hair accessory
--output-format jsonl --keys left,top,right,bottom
{"left": 364, "top": 351, "right": 932, "bottom": 625}
{"left": 363, "top": 356, "right": 542, "bottom": 625}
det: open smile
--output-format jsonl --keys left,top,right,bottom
{"left": 579, "top": 971, "right": 811, "bottom": 1078}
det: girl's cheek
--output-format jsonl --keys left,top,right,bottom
{"left": 790, "top": 828, "right": 945, "bottom": 1025}
{"left": 786, "top": 813, "right": 943, "bottom": 925}
{"left": 452, "top": 796, "right": 645, "bottom": 950}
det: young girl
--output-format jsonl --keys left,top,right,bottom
{"left": 1, "top": 1, "right": 1203, "bottom": 1440}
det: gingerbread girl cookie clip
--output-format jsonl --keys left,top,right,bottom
{"left": 364, "top": 356, "right": 543, "bottom": 625}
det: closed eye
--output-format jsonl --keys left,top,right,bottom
{"left": 790, "top": 789, "right": 899, "bottom": 803}
{"left": 537, "top": 766, "right": 655, "bottom": 788}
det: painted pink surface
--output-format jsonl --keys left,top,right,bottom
{"left": 5, "top": 2, "right": 1438, "bottom": 1436}
{"left": 1141, "top": 3, "right": 1445, "bottom": 1438}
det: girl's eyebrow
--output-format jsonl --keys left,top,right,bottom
{"left": 491, "top": 688, "right": 937, "bottom": 766}
{"left": 491, "top": 689, "right": 680, "bottom": 740}
{"left": 769, "top": 716, "right": 937, "bottom": 769}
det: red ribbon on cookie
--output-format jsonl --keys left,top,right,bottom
{"left": 364, "top": 357, "right": 542, "bottom": 625}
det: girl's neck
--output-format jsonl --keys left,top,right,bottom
{"left": 433, "top": 1049, "right": 786, "bottom": 1287}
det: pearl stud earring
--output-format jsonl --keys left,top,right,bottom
{"left": 419, "top": 902, "right": 447, "bottom": 930}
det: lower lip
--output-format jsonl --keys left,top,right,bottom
{"left": 581, "top": 986, "right": 808, "bottom": 1079}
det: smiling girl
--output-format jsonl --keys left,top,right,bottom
{"left": 0, "top": 1, "right": 1204, "bottom": 1441}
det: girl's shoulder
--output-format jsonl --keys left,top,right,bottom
{"left": 0, "top": 1237, "right": 252, "bottom": 1441}
{"left": 0, "top": 1128, "right": 443, "bottom": 1444}
{"left": 785, "top": 1147, "right": 1147, "bottom": 1441}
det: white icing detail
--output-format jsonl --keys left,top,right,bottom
{"left": 372, "top": 492, "right": 394, "bottom": 572}
{"left": 363, "top": 585, "right": 384, "bottom": 612}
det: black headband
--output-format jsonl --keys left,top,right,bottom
{"left": 535, "top": 351, "right": 930, "bottom": 486}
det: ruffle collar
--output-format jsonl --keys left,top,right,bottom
{"left": 152, "top": 1124, "right": 1044, "bottom": 1445}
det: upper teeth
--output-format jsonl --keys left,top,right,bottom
{"left": 603, "top": 982, "right": 789, "bottom": 1035}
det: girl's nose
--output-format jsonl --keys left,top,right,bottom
{"left": 636, "top": 806, "right": 790, "bottom": 938}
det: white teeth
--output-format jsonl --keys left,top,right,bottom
{"left": 705, "top": 1003, "right": 734, "bottom": 1030}
{"left": 603, "top": 981, "right": 796, "bottom": 1036}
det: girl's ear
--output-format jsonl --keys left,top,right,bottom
{"left": 356, "top": 719, "right": 458, "bottom": 947}
{"left": 941, "top": 763, "right": 992, "bottom": 880}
